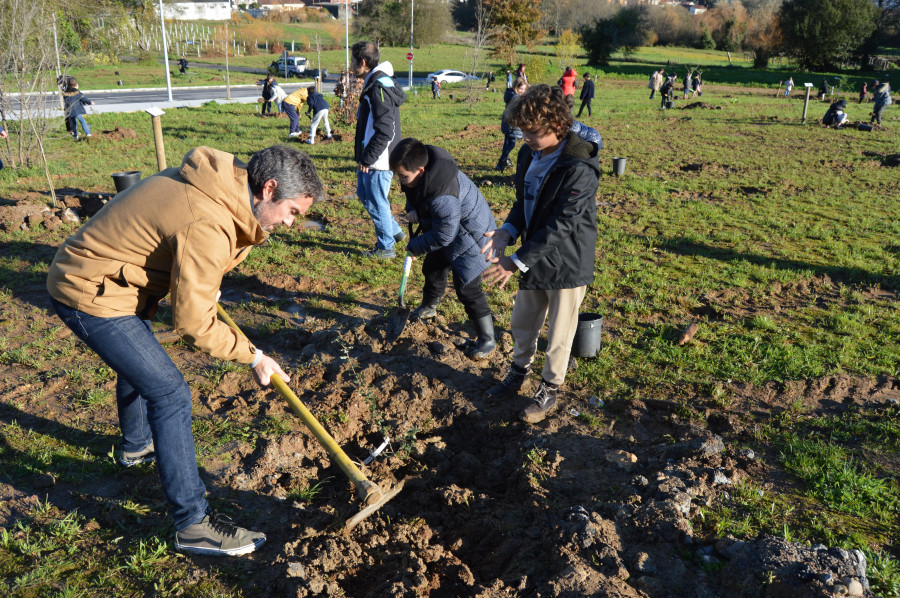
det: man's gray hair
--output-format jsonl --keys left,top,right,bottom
{"left": 247, "top": 145, "right": 325, "bottom": 203}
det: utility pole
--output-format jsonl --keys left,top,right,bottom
{"left": 158, "top": 0, "right": 173, "bottom": 102}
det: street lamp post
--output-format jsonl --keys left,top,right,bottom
{"left": 158, "top": 0, "right": 173, "bottom": 102}
{"left": 408, "top": 0, "right": 414, "bottom": 90}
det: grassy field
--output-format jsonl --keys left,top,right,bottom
{"left": 0, "top": 52, "right": 899, "bottom": 596}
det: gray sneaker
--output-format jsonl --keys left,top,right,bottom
{"left": 119, "top": 441, "right": 155, "bottom": 467}
{"left": 175, "top": 513, "right": 265, "bottom": 557}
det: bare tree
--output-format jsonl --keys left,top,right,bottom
{"left": 465, "top": 1, "right": 493, "bottom": 100}
{"left": 0, "top": 0, "right": 70, "bottom": 201}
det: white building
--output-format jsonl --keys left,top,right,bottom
{"left": 163, "top": 0, "right": 233, "bottom": 21}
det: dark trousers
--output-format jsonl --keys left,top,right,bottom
{"left": 576, "top": 99, "right": 592, "bottom": 117}
{"left": 282, "top": 102, "right": 300, "bottom": 133}
{"left": 422, "top": 251, "right": 490, "bottom": 320}
{"left": 262, "top": 100, "right": 273, "bottom": 115}
{"left": 498, "top": 135, "right": 519, "bottom": 167}
{"left": 872, "top": 104, "right": 887, "bottom": 125}
{"left": 649, "top": 89, "right": 656, "bottom": 99}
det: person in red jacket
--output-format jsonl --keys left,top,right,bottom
{"left": 559, "top": 66, "right": 578, "bottom": 99}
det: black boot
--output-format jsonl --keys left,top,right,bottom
{"left": 520, "top": 380, "right": 559, "bottom": 424}
{"left": 469, "top": 315, "right": 496, "bottom": 359}
{"left": 411, "top": 298, "right": 440, "bottom": 321}
{"left": 485, "top": 363, "right": 530, "bottom": 401}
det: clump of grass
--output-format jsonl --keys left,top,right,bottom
{"left": 779, "top": 433, "right": 900, "bottom": 523}
{"left": 863, "top": 548, "right": 900, "bottom": 598}
{"left": 289, "top": 476, "right": 333, "bottom": 504}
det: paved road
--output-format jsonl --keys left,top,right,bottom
{"left": 5, "top": 70, "right": 430, "bottom": 120}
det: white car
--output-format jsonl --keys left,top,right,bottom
{"left": 426, "top": 69, "right": 479, "bottom": 84}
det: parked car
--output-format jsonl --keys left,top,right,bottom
{"left": 269, "top": 56, "right": 308, "bottom": 77}
{"left": 304, "top": 68, "right": 328, "bottom": 79}
{"left": 426, "top": 69, "right": 479, "bottom": 84}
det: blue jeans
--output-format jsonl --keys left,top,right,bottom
{"left": 68, "top": 115, "right": 91, "bottom": 138}
{"left": 357, "top": 169, "right": 401, "bottom": 250}
{"left": 50, "top": 297, "right": 208, "bottom": 530}
{"left": 282, "top": 102, "right": 300, "bottom": 133}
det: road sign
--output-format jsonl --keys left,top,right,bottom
{"left": 406, "top": 52, "right": 413, "bottom": 61}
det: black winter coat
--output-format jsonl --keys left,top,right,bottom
{"left": 579, "top": 80, "right": 595, "bottom": 101}
{"left": 507, "top": 132, "right": 600, "bottom": 290}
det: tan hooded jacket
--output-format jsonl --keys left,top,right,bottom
{"left": 47, "top": 147, "right": 267, "bottom": 364}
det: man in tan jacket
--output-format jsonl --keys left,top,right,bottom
{"left": 47, "top": 144, "right": 324, "bottom": 556}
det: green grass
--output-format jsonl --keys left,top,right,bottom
{"left": 780, "top": 433, "right": 899, "bottom": 523}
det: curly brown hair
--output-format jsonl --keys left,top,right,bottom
{"left": 505, "top": 84, "right": 573, "bottom": 139}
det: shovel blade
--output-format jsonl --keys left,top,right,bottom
{"left": 385, "top": 307, "right": 411, "bottom": 344}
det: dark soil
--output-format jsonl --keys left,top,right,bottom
{"left": 0, "top": 201, "right": 893, "bottom": 597}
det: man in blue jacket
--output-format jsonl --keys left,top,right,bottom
{"left": 390, "top": 138, "right": 497, "bottom": 358}
{"left": 351, "top": 41, "right": 406, "bottom": 259}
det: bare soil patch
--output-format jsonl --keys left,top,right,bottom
{"left": 0, "top": 247, "right": 892, "bottom": 596}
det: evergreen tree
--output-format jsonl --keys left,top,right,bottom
{"left": 779, "top": 0, "right": 878, "bottom": 69}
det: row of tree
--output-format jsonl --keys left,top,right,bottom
{"left": 582, "top": 0, "right": 900, "bottom": 71}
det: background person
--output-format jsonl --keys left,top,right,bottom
{"left": 822, "top": 99, "right": 849, "bottom": 128}
{"left": 0, "top": 126, "right": 6, "bottom": 169}
{"left": 351, "top": 40, "right": 407, "bottom": 260}
{"left": 871, "top": 80, "right": 892, "bottom": 126}
{"left": 304, "top": 90, "right": 332, "bottom": 144}
{"left": 46, "top": 144, "right": 325, "bottom": 557}
{"left": 62, "top": 78, "right": 93, "bottom": 141}
{"left": 282, "top": 87, "right": 309, "bottom": 138}
{"left": 390, "top": 138, "right": 498, "bottom": 359}
{"left": 258, "top": 74, "right": 279, "bottom": 116}
{"left": 559, "top": 66, "right": 578, "bottom": 99}
{"left": 784, "top": 77, "right": 794, "bottom": 98}
{"left": 649, "top": 69, "right": 663, "bottom": 100}
{"left": 576, "top": 72, "right": 594, "bottom": 118}
{"left": 481, "top": 84, "right": 600, "bottom": 424}
{"left": 495, "top": 76, "right": 529, "bottom": 171}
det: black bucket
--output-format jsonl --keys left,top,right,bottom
{"left": 571, "top": 313, "right": 603, "bottom": 358}
{"left": 612, "top": 157, "right": 627, "bottom": 176}
{"left": 111, "top": 171, "right": 142, "bottom": 193}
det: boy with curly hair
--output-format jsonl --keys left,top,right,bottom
{"left": 481, "top": 84, "right": 600, "bottom": 424}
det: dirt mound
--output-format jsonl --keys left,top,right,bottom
{"left": 862, "top": 151, "right": 900, "bottom": 166}
{"left": 681, "top": 102, "right": 721, "bottom": 110}
{"left": 101, "top": 126, "right": 138, "bottom": 141}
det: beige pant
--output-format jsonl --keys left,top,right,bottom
{"left": 510, "top": 286, "right": 587, "bottom": 386}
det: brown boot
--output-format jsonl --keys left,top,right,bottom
{"left": 520, "top": 380, "right": 559, "bottom": 424}
{"left": 485, "top": 363, "right": 529, "bottom": 401}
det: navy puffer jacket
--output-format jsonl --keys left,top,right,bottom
{"left": 403, "top": 146, "right": 496, "bottom": 285}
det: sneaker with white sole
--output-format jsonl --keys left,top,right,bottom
{"left": 288, "top": 131, "right": 301, "bottom": 138}
{"left": 175, "top": 512, "right": 265, "bottom": 557}
{"left": 118, "top": 441, "right": 155, "bottom": 467}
